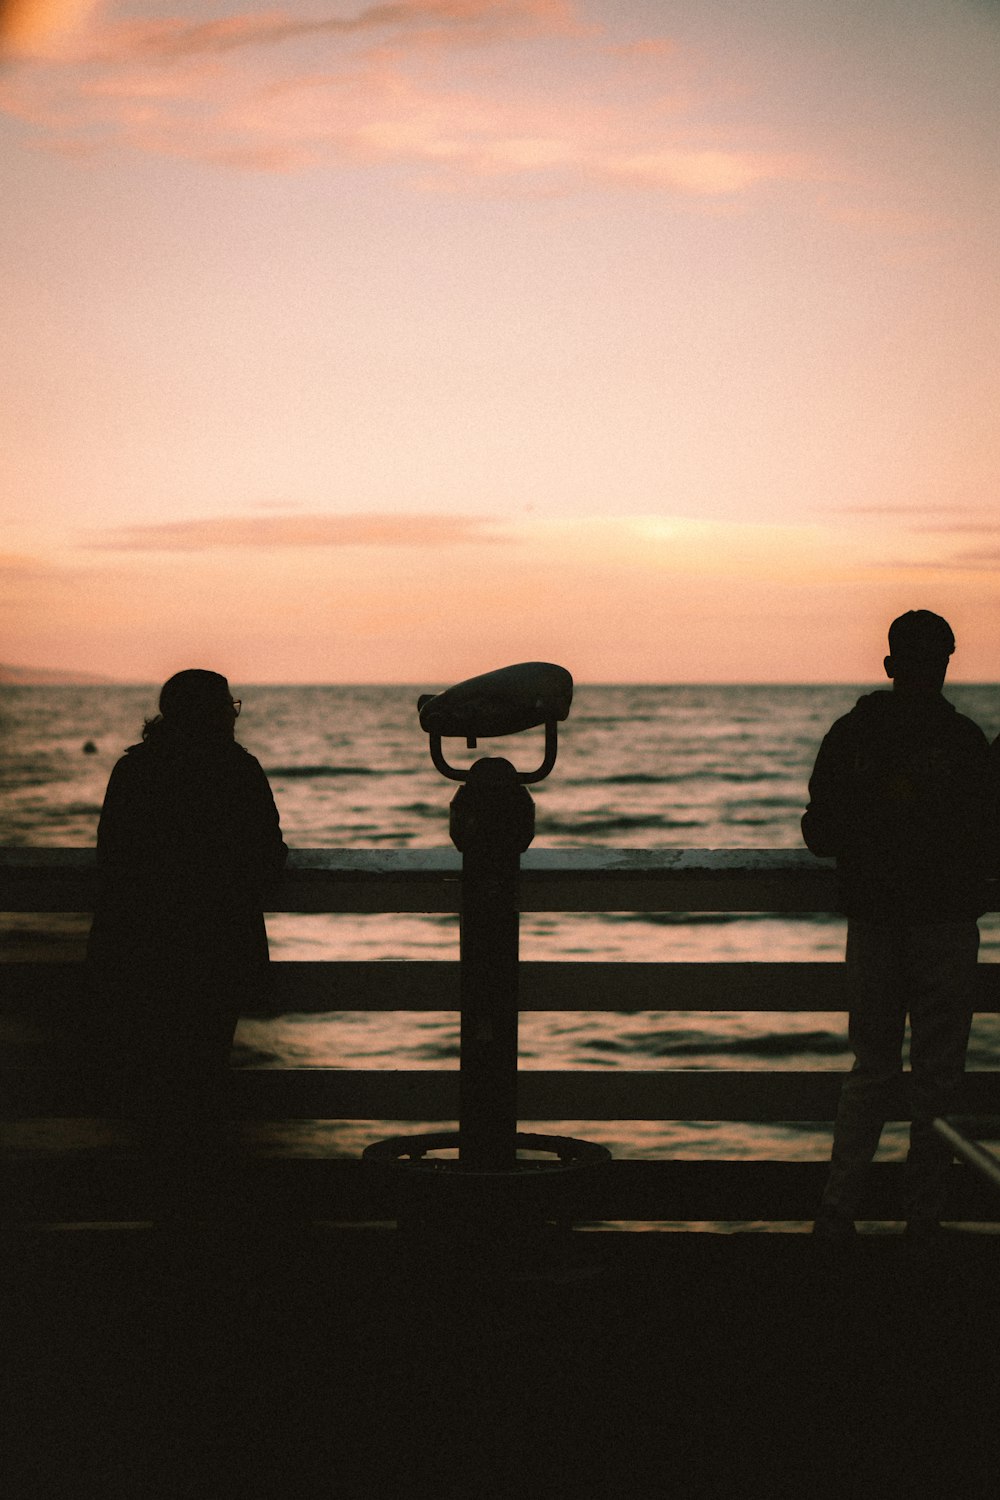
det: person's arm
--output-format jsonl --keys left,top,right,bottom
{"left": 94, "top": 756, "right": 148, "bottom": 871}
{"left": 801, "top": 723, "right": 849, "bottom": 858}
{"left": 249, "top": 759, "right": 288, "bottom": 880}
{"left": 985, "top": 736, "right": 1000, "bottom": 881}
{"left": 263, "top": 782, "right": 288, "bottom": 877}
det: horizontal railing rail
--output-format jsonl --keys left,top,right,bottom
{"left": 7, "top": 959, "right": 1000, "bottom": 1015}
{"left": 4, "top": 849, "right": 999, "bottom": 1224}
{"left": 2, "top": 846, "right": 849, "bottom": 912}
{"left": 7, "top": 1064, "right": 1000, "bottom": 1124}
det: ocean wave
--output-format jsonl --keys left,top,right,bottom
{"left": 725, "top": 794, "right": 801, "bottom": 809}
{"left": 231, "top": 1041, "right": 284, "bottom": 1067}
{"left": 265, "top": 765, "right": 381, "bottom": 779}
{"left": 580, "top": 1029, "right": 847, "bottom": 1059}
{"left": 565, "top": 770, "right": 791, "bottom": 787}
{"left": 566, "top": 815, "right": 706, "bottom": 836}
{"left": 570, "top": 714, "right": 664, "bottom": 726}
{"left": 409, "top": 1042, "right": 461, "bottom": 1062}
{"left": 3, "top": 772, "right": 69, "bottom": 790}
{"left": 609, "top": 910, "right": 804, "bottom": 926}
{"left": 659, "top": 1031, "right": 847, "bottom": 1059}
{"left": 1, "top": 800, "right": 103, "bottom": 827}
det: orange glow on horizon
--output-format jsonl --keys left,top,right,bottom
{"left": 4, "top": 513, "right": 999, "bottom": 685}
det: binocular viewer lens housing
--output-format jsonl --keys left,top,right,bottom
{"left": 418, "top": 662, "right": 573, "bottom": 742}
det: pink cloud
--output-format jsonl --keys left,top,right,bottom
{"left": 873, "top": 547, "right": 1000, "bottom": 573}
{"left": 55, "top": 1, "right": 583, "bottom": 63}
{"left": 84, "top": 512, "right": 510, "bottom": 550}
{"left": 593, "top": 145, "right": 805, "bottom": 196}
{"left": 841, "top": 504, "right": 966, "bottom": 514}
{"left": 910, "top": 521, "right": 1000, "bottom": 537}
{"left": 0, "top": 2, "right": 811, "bottom": 199}
{"left": 840, "top": 505, "right": 1000, "bottom": 535}
{"left": 0, "top": 549, "right": 53, "bottom": 577}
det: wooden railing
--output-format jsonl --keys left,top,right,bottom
{"left": 3, "top": 847, "right": 1000, "bottom": 1225}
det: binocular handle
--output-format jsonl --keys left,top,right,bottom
{"left": 425, "top": 719, "right": 559, "bottom": 784}
{"left": 418, "top": 662, "right": 573, "bottom": 783}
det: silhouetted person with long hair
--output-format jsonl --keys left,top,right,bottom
{"left": 88, "top": 670, "right": 287, "bottom": 1180}
{"left": 803, "top": 611, "right": 989, "bottom": 1240}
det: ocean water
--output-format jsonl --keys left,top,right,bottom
{"left": 3, "top": 683, "right": 1000, "bottom": 1175}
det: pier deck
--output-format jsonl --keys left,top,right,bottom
{"left": 5, "top": 1221, "right": 1000, "bottom": 1499}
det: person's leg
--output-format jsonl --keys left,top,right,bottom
{"left": 129, "top": 994, "right": 241, "bottom": 1220}
{"left": 119, "top": 983, "right": 238, "bottom": 1143}
{"left": 903, "top": 921, "right": 978, "bottom": 1228}
{"left": 117, "top": 988, "right": 175, "bottom": 1152}
{"left": 818, "top": 921, "right": 907, "bottom": 1227}
{"left": 161, "top": 992, "right": 240, "bottom": 1150}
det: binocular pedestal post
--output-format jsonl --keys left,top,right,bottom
{"left": 449, "top": 756, "right": 535, "bottom": 1171}
{"left": 363, "top": 668, "right": 610, "bottom": 1263}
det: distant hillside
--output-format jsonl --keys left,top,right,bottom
{"left": 0, "top": 663, "right": 118, "bottom": 685}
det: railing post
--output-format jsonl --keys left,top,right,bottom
{"left": 449, "top": 757, "right": 535, "bottom": 1170}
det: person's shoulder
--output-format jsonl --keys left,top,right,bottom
{"left": 231, "top": 742, "right": 270, "bottom": 778}
{"left": 820, "top": 693, "right": 884, "bottom": 740}
{"left": 954, "top": 712, "right": 988, "bottom": 744}
{"left": 110, "top": 742, "right": 149, "bottom": 774}
{"left": 100, "top": 743, "right": 154, "bottom": 802}
{"left": 943, "top": 702, "right": 989, "bottom": 749}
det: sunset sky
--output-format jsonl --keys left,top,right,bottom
{"left": 2, "top": 0, "right": 998, "bottom": 684}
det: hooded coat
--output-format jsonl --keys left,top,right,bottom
{"left": 801, "top": 689, "right": 989, "bottom": 921}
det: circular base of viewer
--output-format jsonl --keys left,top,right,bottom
{"left": 363, "top": 1131, "right": 611, "bottom": 1258}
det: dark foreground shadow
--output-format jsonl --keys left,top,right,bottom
{"left": 5, "top": 1225, "right": 1000, "bottom": 1500}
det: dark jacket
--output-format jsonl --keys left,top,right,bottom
{"left": 801, "top": 689, "right": 989, "bottom": 920}
{"left": 990, "top": 735, "right": 1000, "bottom": 878}
{"left": 88, "top": 732, "right": 287, "bottom": 1003}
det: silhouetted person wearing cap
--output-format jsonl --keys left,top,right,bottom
{"left": 803, "top": 612, "right": 989, "bottom": 1240}
{"left": 88, "top": 670, "right": 287, "bottom": 1181}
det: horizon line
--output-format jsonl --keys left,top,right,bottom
{"left": 5, "top": 676, "right": 1000, "bottom": 689}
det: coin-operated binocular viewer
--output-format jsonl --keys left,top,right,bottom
{"left": 364, "top": 663, "right": 609, "bottom": 1245}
